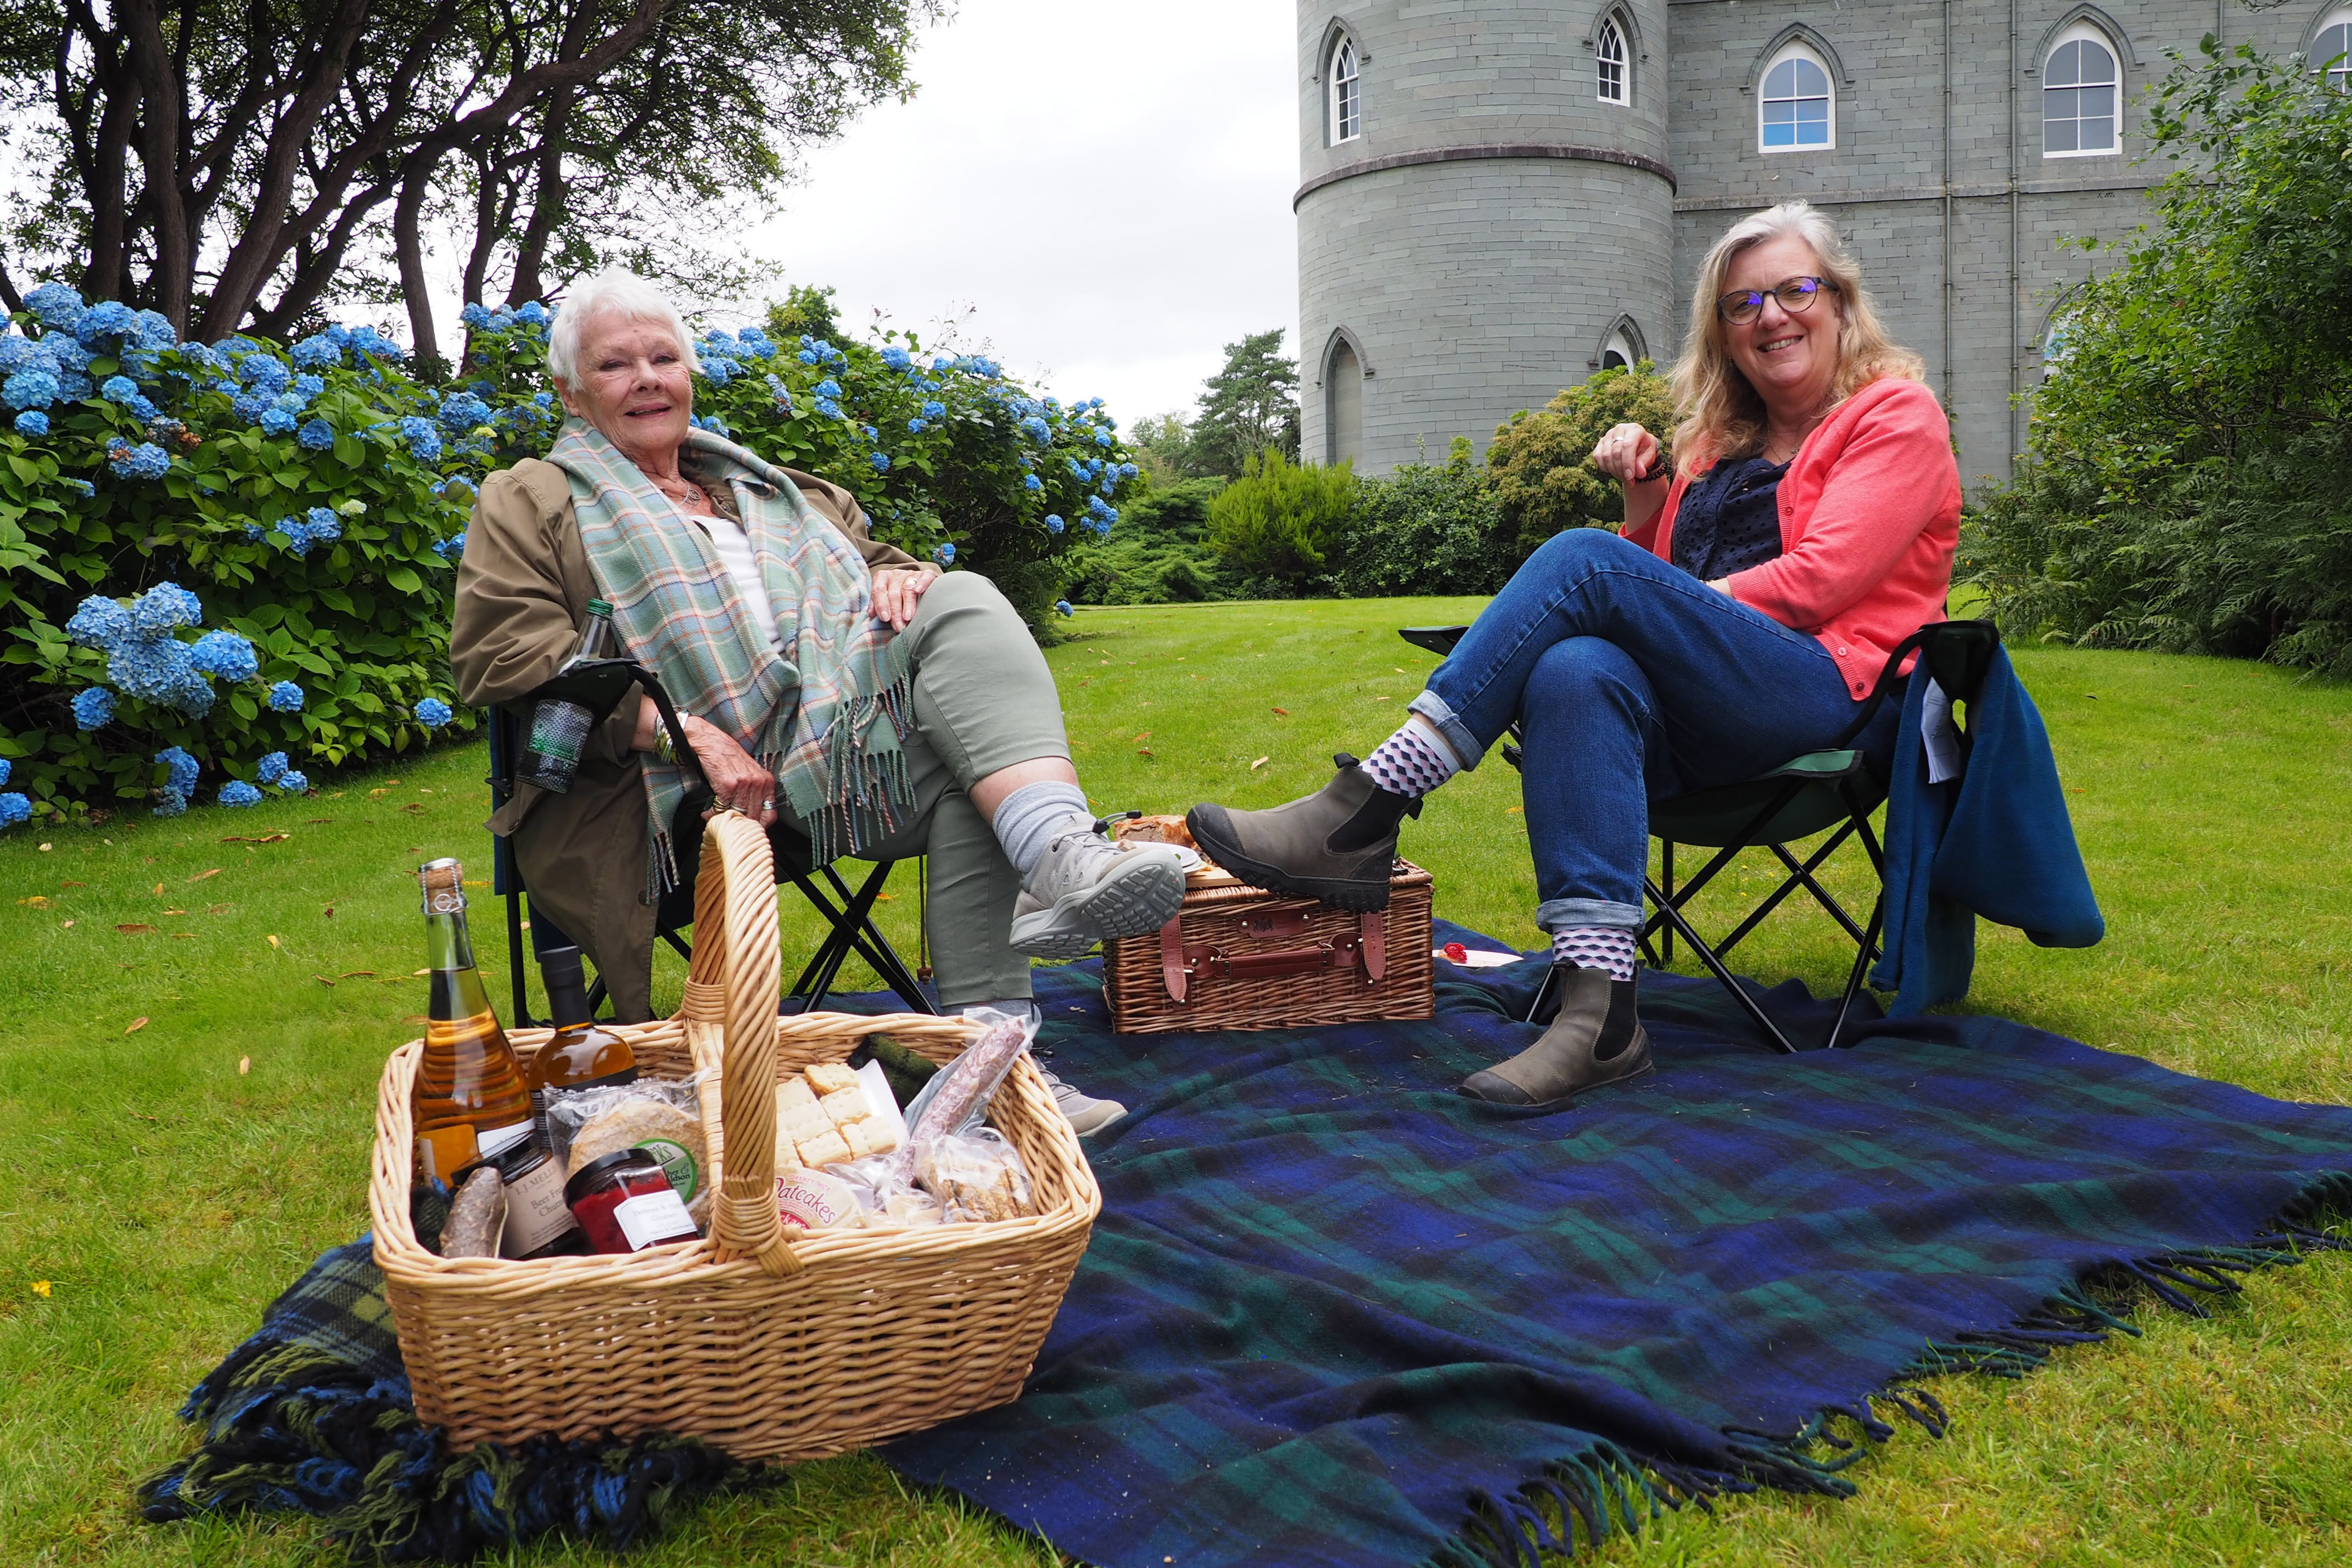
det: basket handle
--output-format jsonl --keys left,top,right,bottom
{"left": 687, "top": 811, "right": 799, "bottom": 1276}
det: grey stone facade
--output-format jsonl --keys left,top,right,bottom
{"left": 1297, "top": 1, "right": 2351, "bottom": 485}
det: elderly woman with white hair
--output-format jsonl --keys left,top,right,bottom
{"left": 1188, "top": 201, "right": 1960, "bottom": 1108}
{"left": 451, "top": 269, "right": 1181, "bottom": 1134}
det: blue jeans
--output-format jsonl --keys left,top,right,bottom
{"left": 1410, "top": 529, "right": 1888, "bottom": 933}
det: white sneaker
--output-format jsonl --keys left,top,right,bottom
{"left": 1038, "top": 1067, "right": 1127, "bottom": 1137}
{"left": 1010, "top": 812, "right": 1185, "bottom": 958}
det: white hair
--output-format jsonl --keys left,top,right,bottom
{"left": 546, "top": 268, "right": 701, "bottom": 388}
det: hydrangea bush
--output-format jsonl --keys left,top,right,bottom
{"left": 2, "top": 287, "right": 1133, "bottom": 824}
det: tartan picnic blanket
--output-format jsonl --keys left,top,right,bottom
{"left": 143, "top": 923, "right": 2352, "bottom": 1564}
{"left": 876, "top": 922, "right": 2352, "bottom": 1568}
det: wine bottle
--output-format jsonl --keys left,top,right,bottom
{"left": 526, "top": 942, "right": 639, "bottom": 1133}
{"left": 413, "top": 859, "right": 536, "bottom": 1181}
{"left": 516, "top": 598, "right": 616, "bottom": 794}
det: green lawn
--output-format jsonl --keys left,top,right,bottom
{"left": 4, "top": 596, "right": 2350, "bottom": 1565}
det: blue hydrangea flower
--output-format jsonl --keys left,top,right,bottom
{"left": 152, "top": 788, "right": 187, "bottom": 817}
{"left": 100, "top": 374, "right": 139, "bottom": 404}
{"left": 703, "top": 356, "right": 739, "bottom": 387}
{"left": 0, "top": 792, "right": 29, "bottom": 828}
{"left": 108, "top": 439, "right": 170, "bottom": 479}
{"left": 397, "top": 415, "right": 443, "bottom": 462}
{"left": 439, "top": 393, "right": 491, "bottom": 432}
{"left": 1044, "top": 513, "right": 1065, "bottom": 534}
{"left": 188, "top": 629, "right": 258, "bottom": 681}
{"left": 1021, "top": 416, "right": 1051, "bottom": 443}
{"left": 0, "top": 336, "right": 32, "bottom": 374}
{"left": 934, "top": 541, "right": 956, "bottom": 564}
{"left": 297, "top": 417, "right": 335, "bottom": 450}
{"left": 257, "top": 751, "right": 289, "bottom": 784}
{"left": 25, "top": 282, "right": 85, "bottom": 330}
{"left": 278, "top": 770, "right": 309, "bottom": 793}
{"left": 433, "top": 532, "right": 466, "bottom": 561}
{"left": 267, "top": 680, "right": 305, "bottom": 712}
{"left": 932, "top": 355, "right": 954, "bottom": 372}
{"left": 414, "top": 697, "right": 453, "bottom": 728}
{"left": 349, "top": 326, "right": 403, "bottom": 360}
{"left": 3, "top": 368, "right": 61, "bottom": 410}
{"left": 66, "top": 597, "right": 132, "bottom": 653}
{"left": 906, "top": 418, "right": 926, "bottom": 433}
{"left": 870, "top": 452, "right": 891, "bottom": 473}
{"left": 132, "top": 582, "right": 203, "bottom": 633}
{"left": 797, "top": 349, "right": 820, "bottom": 365}
{"left": 219, "top": 780, "right": 262, "bottom": 808}
{"left": 127, "top": 393, "right": 159, "bottom": 421}
{"left": 156, "top": 746, "right": 200, "bottom": 794}
{"left": 61, "top": 477, "right": 94, "bottom": 497}
{"left": 881, "top": 347, "right": 911, "bottom": 371}
{"left": 814, "top": 397, "right": 842, "bottom": 419}
{"left": 290, "top": 333, "right": 341, "bottom": 369}
{"left": 72, "top": 686, "right": 116, "bottom": 729}
{"left": 1023, "top": 473, "right": 1043, "bottom": 491}
{"left": 460, "top": 303, "right": 492, "bottom": 329}
{"left": 1056, "top": 600, "right": 1074, "bottom": 617}
{"left": 814, "top": 378, "right": 842, "bottom": 398}
{"left": 111, "top": 635, "right": 209, "bottom": 713}
{"left": 0, "top": 758, "right": 8, "bottom": 787}
{"left": 515, "top": 301, "right": 551, "bottom": 326}
{"left": 14, "top": 410, "right": 48, "bottom": 436}
{"left": 260, "top": 408, "right": 296, "bottom": 435}
{"left": 922, "top": 400, "right": 946, "bottom": 419}
{"left": 242, "top": 521, "right": 266, "bottom": 541}
{"left": 1119, "top": 462, "right": 1139, "bottom": 478}
{"left": 239, "top": 354, "right": 290, "bottom": 391}
{"left": 1094, "top": 429, "right": 1114, "bottom": 449}
{"left": 232, "top": 393, "right": 270, "bottom": 423}
{"left": 75, "top": 301, "right": 136, "bottom": 346}
{"left": 291, "top": 373, "right": 324, "bottom": 398}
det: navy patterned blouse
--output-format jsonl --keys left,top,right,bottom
{"left": 1670, "top": 454, "right": 1788, "bottom": 583}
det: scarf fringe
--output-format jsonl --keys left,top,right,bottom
{"left": 1421, "top": 1175, "right": 2352, "bottom": 1567}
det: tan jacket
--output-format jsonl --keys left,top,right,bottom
{"left": 448, "top": 455, "right": 933, "bottom": 1017}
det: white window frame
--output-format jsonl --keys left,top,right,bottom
{"left": 1329, "top": 36, "right": 1362, "bottom": 145}
{"left": 1758, "top": 43, "right": 1835, "bottom": 154}
{"left": 2315, "top": 12, "right": 2352, "bottom": 93}
{"left": 2042, "top": 23, "right": 2123, "bottom": 159}
{"left": 1596, "top": 16, "right": 1630, "bottom": 107}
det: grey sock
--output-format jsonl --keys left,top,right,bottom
{"left": 991, "top": 780, "right": 1091, "bottom": 884}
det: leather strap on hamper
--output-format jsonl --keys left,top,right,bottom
{"left": 1159, "top": 908, "right": 1387, "bottom": 1004}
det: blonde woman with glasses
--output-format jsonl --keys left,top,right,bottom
{"left": 1188, "top": 201, "right": 1958, "bottom": 1108}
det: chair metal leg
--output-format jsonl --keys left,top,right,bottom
{"left": 1825, "top": 897, "right": 1885, "bottom": 1049}
{"left": 1659, "top": 840, "right": 1675, "bottom": 965}
{"left": 1645, "top": 875, "right": 1798, "bottom": 1054}
{"left": 1524, "top": 963, "right": 1560, "bottom": 1024}
{"left": 506, "top": 889, "right": 537, "bottom": 1028}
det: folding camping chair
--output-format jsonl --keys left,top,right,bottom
{"left": 1397, "top": 619, "right": 1999, "bottom": 1054}
{"left": 484, "top": 658, "right": 938, "bottom": 1026}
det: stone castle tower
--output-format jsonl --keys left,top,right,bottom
{"left": 1297, "top": 2, "right": 2352, "bottom": 487}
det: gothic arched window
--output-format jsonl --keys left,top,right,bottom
{"left": 1760, "top": 46, "right": 1833, "bottom": 152}
{"left": 1597, "top": 17, "right": 1629, "bottom": 106}
{"left": 1325, "top": 337, "right": 1363, "bottom": 467}
{"left": 1329, "top": 37, "right": 1362, "bottom": 145}
{"left": 2044, "top": 26, "right": 2121, "bottom": 157}
{"left": 2315, "top": 14, "right": 2352, "bottom": 92}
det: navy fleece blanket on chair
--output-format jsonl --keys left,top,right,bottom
{"left": 878, "top": 923, "right": 2352, "bottom": 1568}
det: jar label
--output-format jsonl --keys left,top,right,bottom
{"left": 475, "top": 1120, "right": 534, "bottom": 1160}
{"left": 634, "top": 1136, "right": 698, "bottom": 1202}
{"left": 498, "top": 1158, "right": 579, "bottom": 1258}
{"left": 614, "top": 1189, "right": 696, "bottom": 1251}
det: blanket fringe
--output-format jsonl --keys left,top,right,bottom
{"left": 1423, "top": 1176, "right": 2350, "bottom": 1566}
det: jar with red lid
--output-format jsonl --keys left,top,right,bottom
{"left": 564, "top": 1149, "right": 699, "bottom": 1254}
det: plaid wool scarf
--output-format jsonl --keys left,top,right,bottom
{"left": 549, "top": 421, "right": 914, "bottom": 876}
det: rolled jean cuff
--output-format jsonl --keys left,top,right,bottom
{"left": 1406, "top": 690, "right": 1486, "bottom": 772}
{"left": 1535, "top": 897, "right": 1645, "bottom": 933}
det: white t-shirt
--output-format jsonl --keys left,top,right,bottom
{"left": 688, "top": 511, "right": 785, "bottom": 655}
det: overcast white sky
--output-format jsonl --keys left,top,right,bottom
{"left": 736, "top": 0, "right": 1299, "bottom": 426}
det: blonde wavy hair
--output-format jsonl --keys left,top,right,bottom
{"left": 1670, "top": 201, "right": 1923, "bottom": 475}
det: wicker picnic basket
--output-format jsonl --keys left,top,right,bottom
{"left": 368, "top": 811, "right": 1100, "bottom": 1460}
{"left": 1102, "top": 844, "right": 1436, "bottom": 1034}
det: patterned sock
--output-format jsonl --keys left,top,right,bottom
{"left": 1552, "top": 926, "right": 1638, "bottom": 982}
{"left": 1359, "top": 716, "right": 1460, "bottom": 798}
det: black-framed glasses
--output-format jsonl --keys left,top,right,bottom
{"left": 1716, "top": 275, "right": 1838, "bottom": 324}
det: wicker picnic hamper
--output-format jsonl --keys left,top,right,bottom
{"left": 368, "top": 811, "right": 1100, "bottom": 1460}
{"left": 1103, "top": 852, "right": 1435, "bottom": 1034}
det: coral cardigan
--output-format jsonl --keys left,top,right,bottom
{"left": 1623, "top": 376, "right": 1961, "bottom": 699}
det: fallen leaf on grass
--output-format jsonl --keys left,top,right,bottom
{"left": 171, "top": 932, "right": 195, "bottom": 939}
{"left": 1136, "top": 747, "right": 1154, "bottom": 758}
{"left": 189, "top": 868, "right": 221, "bottom": 882}
{"left": 1251, "top": 756, "right": 1270, "bottom": 770}
{"left": 412, "top": 968, "right": 429, "bottom": 977}
{"left": 60, "top": 920, "right": 74, "bottom": 928}
{"left": 161, "top": 908, "right": 184, "bottom": 915}
{"left": 221, "top": 833, "right": 289, "bottom": 844}
{"left": 1507, "top": 806, "right": 1524, "bottom": 814}
{"left": 206, "top": 904, "right": 229, "bottom": 915}
{"left": 238, "top": 1056, "right": 250, "bottom": 1076}
{"left": 339, "top": 971, "right": 377, "bottom": 979}
{"left": 314, "top": 974, "right": 336, "bottom": 986}
{"left": 30, "top": 1281, "right": 49, "bottom": 1298}
{"left": 307, "top": 817, "right": 334, "bottom": 825}
{"left": 61, "top": 881, "right": 84, "bottom": 888}
{"left": 37, "top": 842, "right": 51, "bottom": 850}
{"left": 1395, "top": 667, "right": 1409, "bottom": 674}
{"left": 369, "top": 788, "right": 390, "bottom": 798}
{"left": 400, "top": 802, "right": 425, "bottom": 815}
{"left": 1271, "top": 707, "right": 1289, "bottom": 717}
{"left": 16, "top": 895, "right": 48, "bottom": 907}
{"left": 266, "top": 934, "right": 282, "bottom": 949}
{"left": 114, "top": 923, "right": 156, "bottom": 935}
{"left": 1132, "top": 731, "right": 1151, "bottom": 743}
{"left": 125, "top": 1017, "right": 148, "bottom": 1033}
{"left": 323, "top": 903, "right": 335, "bottom": 919}
{"left": 153, "top": 882, "right": 164, "bottom": 896}
{"left": 873, "top": 893, "right": 894, "bottom": 902}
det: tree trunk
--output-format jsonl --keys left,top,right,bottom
{"left": 394, "top": 153, "right": 441, "bottom": 373}
{"left": 118, "top": 0, "right": 192, "bottom": 329}
{"left": 505, "top": 85, "right": 576, "bottom": 306}
{"left": 80, "top": 58, "right": 142, "bottom": 309}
